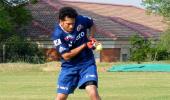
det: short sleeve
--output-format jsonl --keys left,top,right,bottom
{"left": 53, "top": 39, "right": 69, "bottom": 55}
{"left": 52, "top": 31, "right": 69, "bottom": 55}
{"left": 82, "top": 15, "right": 94, "bottom": 28}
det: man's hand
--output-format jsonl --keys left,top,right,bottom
{"left": 86, "top": 38, "right": 97, "bottom": 49}
{"left": 87, "top": 41, "right": 95, "bottom": 49}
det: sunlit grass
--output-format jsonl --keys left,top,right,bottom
{"left": 0, "top": 61, "right": 170, "bottom": 100}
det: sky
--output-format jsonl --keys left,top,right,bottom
{"left": 63, "top": 0, "right": 145, "bottom": 9}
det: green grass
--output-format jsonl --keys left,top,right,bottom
{"left": 0, "top": 62, "right": 170, "bottom": 100}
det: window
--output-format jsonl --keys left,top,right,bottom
{"left": 122, "top": 54, "right": 128, "bottom": 61}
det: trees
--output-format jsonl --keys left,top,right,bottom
{"left": 143, "top": 0, "right": 170, "bottom": 52}
{"left": 143, "top": 0, "right": 170, "bottom": 21}
{"left": 143, "top": 0, "right": 170, "bottom": 59}
{"left": 0, "top": 0, "right": 32, "bottom": 41}
{"left": 0, "top": 0, "right": 45, "bottom": 63}
{"left": 130, "top": 35, "right": 152, "bottom": 63}
{"left": 129, "top": 34, "right": 170, "bottom": 63}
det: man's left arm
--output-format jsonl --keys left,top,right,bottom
{"left": 89, "top": 24, "right": 96, "bottom": 38}
{"left": 82, "top": 15, "right": 96, "bottom": 39}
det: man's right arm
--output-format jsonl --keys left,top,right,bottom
{"left": 52, "top": 30, "right": 95, "bottom": 61}
{"left": 61, "top": 40, "right": 95, "bottom": 61}
{"left": 61, "top": 43, "right": 86, "bottom": 61}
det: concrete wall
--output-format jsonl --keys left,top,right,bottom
{"left": 99, "top": 40, "right": 131, "bottom": 62}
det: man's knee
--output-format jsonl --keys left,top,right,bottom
{"left": 55, "top": 93, "right": 68, "bottom": 100}
{"left": 85, "top": 85, "right": 101, "bottom": 100}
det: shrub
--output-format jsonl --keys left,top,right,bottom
{"left": 3, "top": 35, "right": 45, "bottom": 63}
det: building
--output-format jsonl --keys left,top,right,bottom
{"left": 24, "top": 0, "right": 168, "bottom": 62}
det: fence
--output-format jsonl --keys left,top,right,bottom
{"left": 0, "top": 43, "right": 46, "bottom": 63}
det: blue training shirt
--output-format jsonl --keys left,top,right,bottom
{"left": 51, "top": 15, "right": 95, "bottom": 67}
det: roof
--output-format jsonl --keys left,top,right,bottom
{"left": 23, "top": 0, "right": 168, "bottom": 41}
{"left": 62, "top": 0, "right": 167, "bottom": 31}
{"left": 24, "top": 0, "right": 58, "bottom": 40}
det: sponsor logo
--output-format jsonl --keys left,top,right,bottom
{"left": 59, "top": 46, "right": 66, "bottom": 53}
{"left": 86, "top": 74, "right": 96, "bottom": 78}
{"left": 57, "top": 85, "right": 68, "bottom": 90}
{"left": 64, "top": 34, "right": 74, "bottom": 41}
{"left": 77, "top": 24, "right": 83, "bottom": 32}
{"left": 64, "top": 34, "right": 74, "bottom": 47}
{"left": 53, "top": 39, "right": 61, "bottom": 46}
{"left": 76, "top": 32, "right": 85, "bottom": 40}
{"left": 68, "top": 42, "right": 73, "bottom": 47}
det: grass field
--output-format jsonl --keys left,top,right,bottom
{"left": 0, "top": 62, "right": 170, "bottom": 100}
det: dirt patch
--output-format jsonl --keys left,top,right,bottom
{"left": 98, "top": 67, "right": 109, "bottom": 72}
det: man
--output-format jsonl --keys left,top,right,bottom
{"left": 51, "top": 6, "right": 101, "bottom": 100}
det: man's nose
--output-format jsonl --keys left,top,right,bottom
{"left": 69, "top": 24, "right": 74, "bottom": 29}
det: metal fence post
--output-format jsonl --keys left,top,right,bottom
{"left": 3, "top": 44, "right": 5, "bottom": 62}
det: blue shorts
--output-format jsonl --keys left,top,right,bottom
{"left": 57, "top": 63, "right": 98, "bottom": 94}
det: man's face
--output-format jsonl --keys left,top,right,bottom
{"left": 60, "top": 16, "right": 75, "bottom": 33}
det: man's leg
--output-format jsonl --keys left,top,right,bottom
{"left": 78, "top": 64, "right": 101, "bottom": 100}
{"left": 55, "top": 93, "right": 68, "bottom": 100}
{"left": 85, "top": 84, "right": 101, "bottom": 100}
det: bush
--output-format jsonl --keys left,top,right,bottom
{"left": 130, "top": 35, "right": 151, "bottom": 63}
{"left": 2, "top": 35, "right": 45, "bottom": 64}
{"left": 30, "top": 0, "right": 38, "bottom": 4}
{"left": 150, "top": 48, "right": 170, "bottom": 61}
{"left": 0, "top": 1, "right": 44, "bottom": 64}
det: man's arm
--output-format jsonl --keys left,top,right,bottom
{"left": 89, "top": 24, "right": 96, "bottom": 38}
{"left": 61, "top": 43, "right": 86, "bottom": 60}
{"left": 61, "top": 40, "right": 95, "bottom": 61}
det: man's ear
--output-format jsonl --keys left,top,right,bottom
{"left": 60, "top": 20, "right": 65, "bottom": 27}
{"left": 59, "top": 20, "right": 62, "bottom": 24}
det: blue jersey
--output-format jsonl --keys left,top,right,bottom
{"left": 51, "top": 15, "right": 95, "bottom": 67}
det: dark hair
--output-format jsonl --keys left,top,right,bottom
{"left": 59, "top": 7, "right": 78, "bottom": 20}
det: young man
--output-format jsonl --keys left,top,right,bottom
{"left": 51, "top": 7, "right": 101, "bottom": 100}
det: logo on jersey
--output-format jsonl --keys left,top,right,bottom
{"left": 53, "top": 39, "right": 61, "bottom": 46}
{"left": 77, "top": 24, "right": 83, "bottom": 32}
{"left": 76, "top": 32, "right": 85, "bottom": 40}
{"left": 68, "top": 41, "right": 73, "bottom": 47}
{"left": 59, "top": 46, "right": 66, "bottom": 53}
{"left": 64, "top": 34, "right": 74, "bottom": 41}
